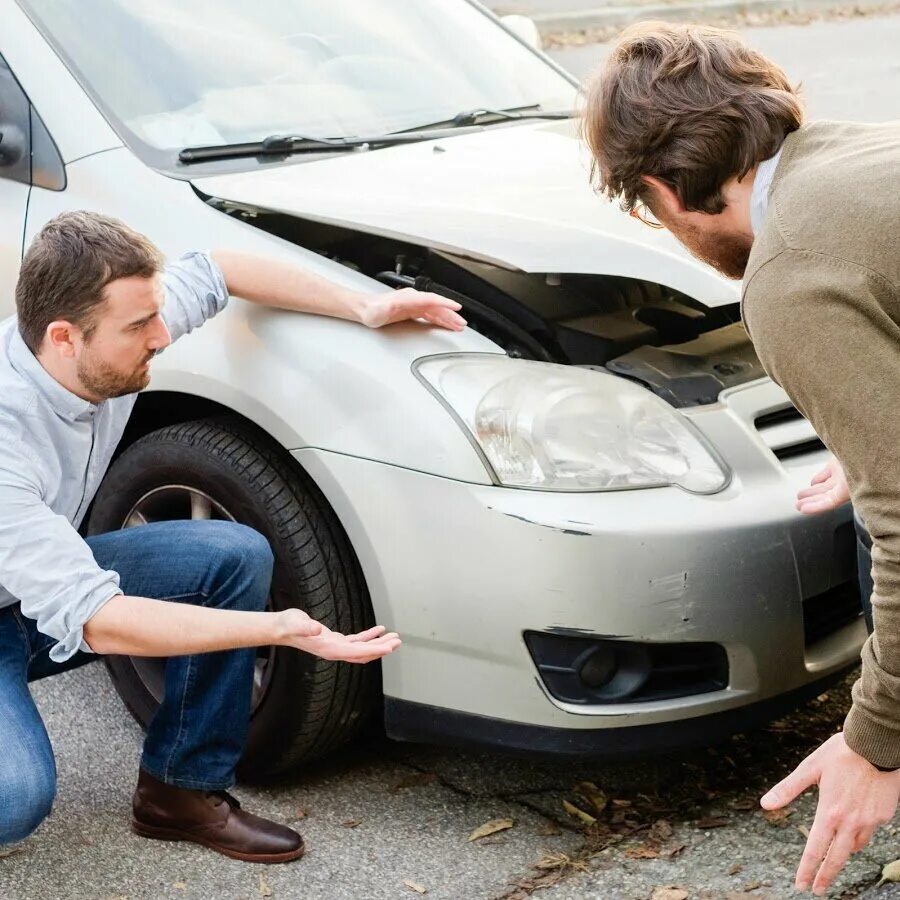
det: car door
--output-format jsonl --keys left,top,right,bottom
{"left": 0, "top": 48, "right": 65, "bottom": 317}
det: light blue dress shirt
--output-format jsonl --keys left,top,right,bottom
{"left": 0, "top": 251, "right": 228, "bottom": 662}
{"left": 750, "top": 143, "right": 785, "bottom": 236}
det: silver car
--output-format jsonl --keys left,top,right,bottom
{"left": 0, "top": 0, "right": 864, "bottom": 778}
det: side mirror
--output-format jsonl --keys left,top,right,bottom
{"left": 500, "top": 14, "right": 542, "bottom": 51}
{"left": 0, "top": 125, "right": 27, "bottom": 168}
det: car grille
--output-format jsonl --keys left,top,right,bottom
{"left": 755, "top": 406, "right": 826, "bottom": 460}
{"left": 802, "top": 580, "right": 863, "bottom": 646}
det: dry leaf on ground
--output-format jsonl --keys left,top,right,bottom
{"left": 728, "top": 863, "right": 743, "bottom": 876}
{"left": 536, "top": 822, "right": 562, "bottom": 836}
{"left": 762, "top": 808, "right": 792, "bottom": 826}
{"left": 259, "top": 873, "right": 273, "bottom": 897}
{"left": 651, "top": 888, "right": 689, "bottom": 900}
{"left": 625, "top": 844, "right": 660, "bottom": 860}
{"left": 403, "top": 880, "right": 428, "bottom": 894}
{"left": 575, "top": 781, "right": 609, "bottom": 814}
{"left": 172, "top": 884, "right": 186, "bottom": 892}
{"left": 468, "top": 818, "right": 514, "bottom": 842}
{"left": 649, "top": 820, "right": 674, "bottom": 842}
{"left": 796, "top": 824, "right": 810, "bottom": 838}
{"left": 341, "top": 818, "right": 362, "bottom": 828}
{"left": 695, "top": 816, "right": 730, "bottom": 829}
{"left": 877, "top": 859, "right": 900, "bottom": 886}
{"left": 562, "top": 800, "right": 597, "bottom": 826}
{"left": 532, "top": 851, "right": 590, "bottom": 873}
{"left": 661, "top": 842, "right": 687, "bottom": 859}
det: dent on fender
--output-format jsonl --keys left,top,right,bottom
{"left": 544, "top": 626, "right": 633, "bottom": 639}
{"left": 486, "top": 507, "right": 592, "bottom": 536}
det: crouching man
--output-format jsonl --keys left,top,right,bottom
{"left": 0, "top": 211, "right": 466, "bottom": 862}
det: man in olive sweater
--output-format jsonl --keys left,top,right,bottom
{"left": 582, "top": 21, "right": 900, "bottom": 896}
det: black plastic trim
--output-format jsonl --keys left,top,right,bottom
{"left": 384, "top": 667, "right": 854, "bottom": 758}
{"left": 524, "top": 630, "right": 729, "bottom": 704}
{"left": 29, "top": 105, "right": 66, "bottom": 191}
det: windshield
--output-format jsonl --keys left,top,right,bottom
{"left": 21, "top": 0, "right": 577, "bottom": 162}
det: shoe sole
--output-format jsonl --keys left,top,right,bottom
{"left": 131, "top": 819, "right": 305, "bottom": 864}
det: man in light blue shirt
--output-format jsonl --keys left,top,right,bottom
{"left": 0, "top": 211, "right": 465, "bottom": 861}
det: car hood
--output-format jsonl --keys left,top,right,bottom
{"left": 193, "top": 119, "right": 740, "bottom": 308}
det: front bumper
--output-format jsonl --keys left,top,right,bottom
{"left": 383, "top": 668, "right": 853, "bottom": 757}
{"left": 296, "top": 426, "right": 864, "bottom": 751}
{"left": 295, "top": 367, "right": 865, "bottom": 752}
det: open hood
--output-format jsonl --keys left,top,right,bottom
{"left": 193, "top": 119, "right": 740, "bottom": 308}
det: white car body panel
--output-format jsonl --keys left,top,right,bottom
{"left": 194, "top": 120, "right": 742, "bottom": 308}
{"left": 23, "top": 149, "right": 498, "bottom": 482}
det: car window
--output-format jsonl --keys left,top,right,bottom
{"left": 0, "top": 54, "right": 31, "bottom": 186}
{"left": 19, "top": 0, "right": 577, "bottom": 164}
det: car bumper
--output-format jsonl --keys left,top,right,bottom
{"left": 295, "top": 440, "right": 865, "bottom": 749}
{"left": 383, "top": 667, "right": 854, "bottom": 757}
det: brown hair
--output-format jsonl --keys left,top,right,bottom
{"left": 581, "top": 21, "right": 803, "bottom": 214}
{"left": 15, "top": 210, "right": 164, "bottom": 353}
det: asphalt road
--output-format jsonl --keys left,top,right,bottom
{"left": 5, "top": 666, "right": 900, "bottom": 900}
{"left": 2, "top": 13, "right": 900, "bottom": 900}
{"left": 547, "top": 13, "right": 900, "bottom": 124}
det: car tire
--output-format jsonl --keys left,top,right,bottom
{"left": 86, "top": 416, "right": 379, "bottom": 781}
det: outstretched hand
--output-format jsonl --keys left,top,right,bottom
{"left": 360, "top": 287, "right": 467, "bottom": 331}
{"left": 276, "top": 610, "right": 401, "bottom": 663}
{"left": 761, "top": 733, "right": 900, "bottom": 894}
{"left": 796, "top": 457, "right": 851, "bottom": 516}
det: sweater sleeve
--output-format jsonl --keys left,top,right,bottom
{"left": 743, "top": 248, "right": 900, "bottom": 767}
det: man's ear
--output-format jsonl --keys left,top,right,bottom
{"left": 44, "top": 320, "right": 80, "bottom": 359}
{"left": 641, "top": 175, "right": 686, "bottom": 216}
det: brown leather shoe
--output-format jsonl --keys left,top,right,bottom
{"left": 131, "top": 769, "right": 304, "bottom": 863}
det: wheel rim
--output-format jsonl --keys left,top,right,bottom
{"left": 122, "top": 485, "right": 274, "bottom": 712}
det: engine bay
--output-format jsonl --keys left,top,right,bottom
{"left": 212, "top": 203, "right": 765, "bottom": 408}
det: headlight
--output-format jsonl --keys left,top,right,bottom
{"left": 415, "top": 354, "right": 730, "bottom": 494}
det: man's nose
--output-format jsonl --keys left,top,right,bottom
{"left": 149, "top": 317, "right": 172, "bottom": 350}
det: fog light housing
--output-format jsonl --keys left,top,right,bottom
{"left": 525, "top": 631, "right": 728, "bottom": 705}
{"left": 576, "top": 646, "right": 618, "bottom": 689}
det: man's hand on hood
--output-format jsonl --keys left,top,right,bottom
{"left": 360, "top": 287, "right": 466, "bottom": 331}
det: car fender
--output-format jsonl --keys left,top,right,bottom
{"left": 23, "top": 148, "right": 497, "bottom": 482}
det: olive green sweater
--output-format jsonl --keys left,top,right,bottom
{"left": 742, "top": 120, "right": 900, "bottom": 767}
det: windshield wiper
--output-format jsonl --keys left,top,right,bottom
{"left": 403, "top": 105, "right": 574, "bottom": 132}
{"left": 178, "top": 127, "right": 483, "bottom": 164}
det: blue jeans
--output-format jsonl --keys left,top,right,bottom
{"left": 0, "top": 520, "right": 272, "bottom": 845}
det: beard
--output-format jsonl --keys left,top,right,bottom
{"left": 77, "top": 351, "right": 153, "bottom": 400}
{"left": 672, "top": 222, "right": 753, "bottom": 280}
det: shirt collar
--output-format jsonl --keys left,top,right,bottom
{"left": 750, "top": 143, "right": 785, "bottom": 236}
{"left": 8, "top": 325, "right": 97, "bottom": 422}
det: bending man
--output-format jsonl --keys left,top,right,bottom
{"left": 582, "top": 23, "right": 899, "bottom": 895}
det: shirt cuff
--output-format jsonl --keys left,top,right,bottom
{"left": 843, "top": 703, "right": 900, "bottom": 769}
{"left": 48, "top": 588, "right": 123, "bottom": 663}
